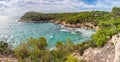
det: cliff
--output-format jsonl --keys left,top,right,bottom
{"left": 112, "top": 33, "right": 120, "bottom": 62}
{"left": 72, "top": 33, "right": 120, "bottom": 62}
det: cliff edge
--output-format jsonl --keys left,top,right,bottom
{"left": 73, "top": 33, "right": 120, "bottom": 62}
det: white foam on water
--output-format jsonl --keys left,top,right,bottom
{"left": 49, "top": 47, "right": 56, "bottom": 50}
{"left": 74, "top": 28, "right": 95, "bottom": 37}
{"left": 59, "top": 29, "right": 71, "bottom": 32}
{"left": 71, "top": 31, "right": 76, "bottom": 34}
{"left": 60, "top": 25, "right": 95, "bottom": 36}
{"left": 61, "top": 25, "right": 66, "bottom": 29}
{"left": 46, "top": 35, "right": 54, "bottom": 41}
{"left": 50, "top": 35, "right": 53, "bottom": 39}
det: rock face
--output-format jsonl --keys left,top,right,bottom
{"left": 77, "top": 41, "right": 115, "bottom": 62}
{"left": 73, "top": 33, "right": 120, "bottom": 62}
{"left": 0, "top": 58, "right": 18, "bottom": 62}
{"left": 112, "top": 33, "right": 120, "bottom": 62}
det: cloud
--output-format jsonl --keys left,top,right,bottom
{"left": 0, "top": 0, "right": 120, "bottom": 18}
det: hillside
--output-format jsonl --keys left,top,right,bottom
{"left": 20, "top": 11, "right": 109, "bottom": 25}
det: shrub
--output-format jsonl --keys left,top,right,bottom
{"left": 66, "top": 55, "right": 78, "bottom": 62}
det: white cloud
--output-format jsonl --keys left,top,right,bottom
{"left": 0, "top": 0, "right": 120, "bottom": 18}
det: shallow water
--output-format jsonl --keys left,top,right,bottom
{"left": 0, "top": 20, "right": 95, "bottom": 49}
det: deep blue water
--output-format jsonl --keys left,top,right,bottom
{"left": 0, "top": 21, "right": 95, "bottom": 49}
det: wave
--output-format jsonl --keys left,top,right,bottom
{"left": 71, "top": 31, "right": 76, "bottom": 34}
{"left": 59, "top": 25, "right": 95, "bottom": 36}
{"left": 61, "top": 25, "right": 66, "bottom": 29}
{"left": 46, "top": 35, "right": 54, "bottom": 40}
{"left": 50, "top": 35, "right": 53, "bottom": 39}
{"left": 49, "top": 47, "right": 56, "bottom": 50}
{"left": 59, "top": 29, "right": 71, "bottom": 32}
{"left": 60, "top": 25, "right": 75, "bottom": 32}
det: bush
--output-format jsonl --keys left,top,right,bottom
{"left": 0, "top": 41, "right": 13, "bottom": 56}
{"left": 66, "top": 55, "right": 78, "bottom": 62}
{"left": 14, "top": 37, "right": 48, "bottom": 62}
{"left": 111, "top": 42, "right": 114, "bottom": 45}
{"left": 79, "top": 59, "right": 86, "bottom": 62}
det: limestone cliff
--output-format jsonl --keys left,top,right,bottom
{"left": 73, "top": 33, "right": 120, "bottom": 62}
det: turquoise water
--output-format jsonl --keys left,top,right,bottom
{"left": 0, "top": 21, "right": 95, "bottom": 49}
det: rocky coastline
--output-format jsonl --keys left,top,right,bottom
{"left": 49, "top": 20, "right": 99, "bottom": 30}
{"left": 18, "top": 20, "right": 99, "bottom": 30}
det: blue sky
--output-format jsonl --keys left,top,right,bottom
{"left": 0, "top": 0, "right": 120, "bottom": 21}
{"left": 82, "top": 0, "right": 98, "bottom": 4}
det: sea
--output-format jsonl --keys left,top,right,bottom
{"left": 0, "top": 18, "right": 95, "bottom": 49}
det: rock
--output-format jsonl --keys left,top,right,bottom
{"left": 61, "top": 21, "right": 66, "bottom": 25}
{"left": 55, "top": 21, "right": 60, "bottom": 24}
{"left": 72, "top": 33, "right": 120, "bottom": 62}
{"left": 76, "top": 23, "right": 81, "bottom": 28}
{"left": 71, "top": 24, "right": 76, "bottom": 28}
{"left": 19, "top": 19, "right": 99, "bottom": 30}
{"left": 113, "top": 33, "right": 120, "bottom": 62}
{"left": 73, "top": 39, "right": 115, "bottom": 62}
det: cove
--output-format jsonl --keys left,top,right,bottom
{"left": 0, "top": 21, "right": 95, "bottom": 49}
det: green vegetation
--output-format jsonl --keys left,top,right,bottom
{"left": 112, "top": 7, "right": 120, "bottom": 16}
{"left": 92, "top": 17, "right": 120, "bottom": 47}
{"left": 21, "top": 11, "right": 109, "bottom": 24}
{"left": 14, "top": 37, "right": 48, "bottom": 62}
{"left": 13, "top": 37, "right": 97, "bottom": 62}
{"left": 0, "top": 38, "right": 92, "bottom": 62}
{"left": 14, "top": 37, "right": 75, "bottom": 62}
{"left": 0, "top": 41, "right": 13, "bottom": 56}
{"left": 21, "top": 12, "right": 53, "bottom": 21}
{"left": 75, "top": 40, "right": 96, "bottom": 55}
{"left": 66, "top": 55, "right": 78, "bottom": 62}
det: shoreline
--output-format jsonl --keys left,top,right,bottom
{"left": 19, "top": 20, "right": 99, "bottom": 30}
{"left": 50, "top": 20, "right": 99, "bottom": 30}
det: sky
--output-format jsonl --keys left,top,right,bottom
{"left": 0, "top": 0, "right": 120, "bottom": 21}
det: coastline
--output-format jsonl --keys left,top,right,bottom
{"left": 19, "top": 20, "right": 99, "bottom": 30}
{"left": 50, "top": 20, "right": 99, "bottom": 30}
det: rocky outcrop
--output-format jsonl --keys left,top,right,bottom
{"left": 72, "top": 33, "right": 120, "bottom": 62}
{"left": 19, "top": 19, "right": 99, "bottom": 30}
{"left": 50, "top": 20, "right": 99, "bottom": 30}
{"left": 73, "top": 41, "right": 115, "bottom": 62}
{"left": 112, "top": 33, "right": 120, "bottom": 62}
{"left": 0, "top": 58, "right": 18, "bottom": 62}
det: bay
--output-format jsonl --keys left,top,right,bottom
{"left": 0, "top": 21, "right": 95, "bottom": 49}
